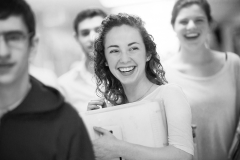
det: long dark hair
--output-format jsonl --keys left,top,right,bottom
{"left": 94, "top": 13, "right": 167, "bottom": 105}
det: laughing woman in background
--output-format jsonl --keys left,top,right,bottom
{"left": 163, "top": 0, "right": 240, "bottom": 160}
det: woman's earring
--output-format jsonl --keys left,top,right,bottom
{"left": 105, "top": 62, "right": 108, "bottom": 66}
{"left": 116, "top": 95, "right": 123, "bottom": 104}
{"left": 147, "top": 56, "right": 151, "bottom": 61}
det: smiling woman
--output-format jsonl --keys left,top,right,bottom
{"left": 87, "top": 13, "right": 194, "bottom": 160}
{"left": 163, "top": 0, "right": 240, "bottom": 160}
{"left": 104, "top": 25, "right": 150, "bottom": 92}
{"left": 94, "top": 13, "right": 167, "bottom": 105}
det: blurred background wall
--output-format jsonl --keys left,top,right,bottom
{"left": 26, "top": 0, "right": 240, "bottom": 77}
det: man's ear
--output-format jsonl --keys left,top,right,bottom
{"left": 74, "top": 32, "right": 83, "bottom": 47}
{"left": 74, "top": 32, "right": 81, "bottom": 43}
{"left": 28, "top": 35, "right": 39, "bottom": 63}
{"left": 74, "top": 32, "right": 78, "bottom": 40}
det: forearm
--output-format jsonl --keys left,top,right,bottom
{"left": 116, "top": 141, "right": 193, "bottom": 160}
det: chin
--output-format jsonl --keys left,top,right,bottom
{"left": 0, "top": 69, "right": 28, "bottom": 86}
{"left": 87, "top": 52, "right": 94, "bottom": 59}
{"left": 119, "top": 78, "right": 137, "bottom": 86}
{"left": 0, "top": 75, "right": 17, "bottom": 86}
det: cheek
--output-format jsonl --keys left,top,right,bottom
{"left": 175, "top": 25, "right": 184, "bottom": 32}
{"left": 173, "top": 26, "right": 181, "bottom": 35}
{"left": 105, "top": 54, "right": 114, "bottom": 68}
{"left": 16, "top": 53, "right": 29, "bottom": 71}
{"left": 203, "top": 26, "right": 210, "bottom": 33}
{"left": 79, "top": 37, "right": 88, "bottom": 44}
{"left": 106, "top": 58, "right": 119, "bottom": 76}
{"left": 107, "top": 59, "right": 116, "bottom": 72}
{"left": 108, "top": 64, "right": 119, "bottom": 80}
{"left": 174, "top": 29, "right": 183, "bottom": 39}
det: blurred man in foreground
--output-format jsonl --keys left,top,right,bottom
{"left": 0, "top": 0, "right": 94, "bottom": 159}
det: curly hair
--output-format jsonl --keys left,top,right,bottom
{"left": 94, "top": 13, "right": 167, "bottom": 105}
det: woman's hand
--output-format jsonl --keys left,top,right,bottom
{"left": 87, "top": 99, "right": 106, "bottom": 111}
{"left": 93, "top": 126, "right": 121, "bottom": 160}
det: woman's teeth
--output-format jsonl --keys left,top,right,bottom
{"left": 118, "top": 66, "right": 135, "bottom": 72}
{"left": 185, "top": 33, "right": 199, "bottom": 38}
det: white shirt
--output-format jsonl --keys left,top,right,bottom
{"left": 58, "top": 61, "right": 98, "bottom": 113}
{"left": 142, "top": 84, "right": 194, "bottom": 155}
{"left": 163, "top": 52, "right": 240, "bottom": 160}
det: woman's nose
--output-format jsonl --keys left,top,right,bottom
{"left": 186, "top": 20, "right": 196, "bottom": 30}
{"left": 119, "top": 51, "right": 130, "bottom": 63}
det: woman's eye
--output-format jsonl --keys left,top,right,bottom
{"left": 130, "top": 47, "right": 139, "bottom": 51}
{"left": 195, "top": 19, "right": 203, "bottom": 23}
{"left": 180, "top": 20, "right": 188, "bottom": 25}
{"left": 110, "top": 50, "right": 119, "bottom": 54}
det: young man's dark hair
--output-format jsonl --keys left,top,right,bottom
{"left": 0, "top": 0, "right": 36, "bottom": 40}
{"left": 0, "top": 0, "right": 95, "bottom": 159}
{"left": 73, "top": 8, "right": 107, "bottom": 35}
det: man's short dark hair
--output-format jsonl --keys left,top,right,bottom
{"left": 73, "top": 8, "right": 107, "bottom": 35}
{"left": 0, "top": 0, "right": 36, "bottom": 40}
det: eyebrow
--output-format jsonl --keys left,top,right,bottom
{"left": 180, "top": 16, "right": 206, "bottom": 20}
{"left": 128, "top": 42, "right": 139, "bottom": 46}
{"left": 195, "top": 16, "right": 206, "bottom": 19}
{"left": 0, "top": 30, "right": 25, "bottom": 35}
{"left": 80, "top": 26, "right": 100, "bottom": 31}
{"left": 107, "top": 45, "right": 119, "bottom": 49}
{"left": 107, "top": 42, "right": 139, "bottom": 49}
{"left": 80, "top": 29, "right": 90, "bottom": 32}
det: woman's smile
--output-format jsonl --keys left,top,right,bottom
{"left": 118, "top": 66, "right": 136, "bottom": 76}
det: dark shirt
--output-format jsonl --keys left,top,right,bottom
{"left": 0, "top": 76, "right": 95, "bottom": 160}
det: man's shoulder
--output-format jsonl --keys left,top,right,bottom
{"left": 57, "top": 101, "right": 82, "bottom": 123}
{"left": 27, "top": 77, "right": 81, "bottom": 122}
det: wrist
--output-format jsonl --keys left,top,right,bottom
{"left": 114, "top": 139, "right": 127, "bottom": 158}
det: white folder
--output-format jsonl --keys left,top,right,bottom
{"left": 81, "top": 100, "right": 168, "bottom": 148}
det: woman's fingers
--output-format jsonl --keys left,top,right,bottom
{"left": 87, "top": 105, "right": 100, "bottom": 110}
{"left": 89, "top": 100, "right": 104, "bottom": 105}
{"left": 93, "top": 126, "right": 111, "bottom": 135}
{"left": 87, "top": 99, "right": 105, "bottom": 111}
